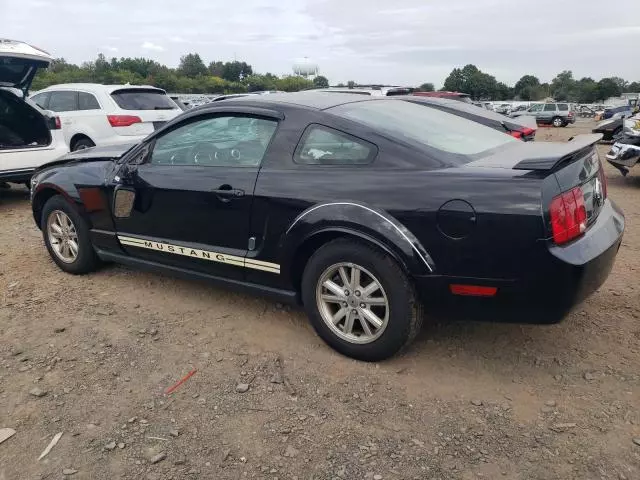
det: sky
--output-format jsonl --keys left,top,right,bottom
{"left": 4, "top": 0, "right": 640, "bottom": 87}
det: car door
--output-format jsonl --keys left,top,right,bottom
{"left": 525, "top": 103, "right": 543, "bottom": 121}
{"left": 111, "top": 109, "right": 281, "bottom": 280}
{"left": 47, "top": 90, "right": 80, "bottom": 146}
{"left": 540, "top": 103, "right": 557, "bottom": 124}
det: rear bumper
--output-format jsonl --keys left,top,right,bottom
{"left": 415, "top": 200, "right": 624, "bottom": 323}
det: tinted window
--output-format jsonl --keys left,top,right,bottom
{"left": 111, "top": 89, "right": 176, "bottom": 110}
{"left": 557, "top": 104, "right": 569, "bottom": 111}
{"left": 48, "top": 91, "right": 78, "bottom": 112}
{"left": 78, "top": 92, "right": 100, "bottom": 110}
{"left": 329, "top": 100, "right": 516, "bottom": 159}
{"left": 31, "top": 92, "right": 50, "bottom": 109}
{"left": 150, "top": 116, "right": 277, "bottom": 167}
{"left": 295, "top": 125, "right": 375, "bottom": 165}
{"left": 544, "top": 104, "right": 557, "bottom": 112}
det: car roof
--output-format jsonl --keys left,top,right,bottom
{"left": 214, "top": 91, "right": 390, "bottom": 110}
{"left": 37, "top": 83, "right": 165, "bottom": 94}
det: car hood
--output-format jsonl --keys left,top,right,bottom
{"left": 0, "top": 39, "right": 53, "bottom": 95}
{"left": 37, "top": 142, "right": 138, "bottom": 173}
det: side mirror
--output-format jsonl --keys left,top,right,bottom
{"left": 113, "top": 186, "right": 136, "bottom": 218}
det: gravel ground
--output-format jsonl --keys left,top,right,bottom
{"left": 1, "top": 121, "right": 639, "bottom": 480}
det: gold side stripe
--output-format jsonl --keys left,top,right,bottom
{"left": 117, "top": 236, "right": 280, "bottom": 274}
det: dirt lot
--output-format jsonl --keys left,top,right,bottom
{"left": 1, "top": 121, "right": 639, "bottom": 480}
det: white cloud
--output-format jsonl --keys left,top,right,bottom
{"left": 101, "top": 46, "right": 119, "bottom": 53}
{"left": 141, "top": 41, "right": 164, "bottom": 52}
{"left": 3, "top": 0, "right": 640, "bottom": 86}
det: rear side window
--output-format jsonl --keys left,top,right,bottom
{"left": 329, "top": 100, "right": 516, "bottom": 160}
{"left": 544, "top": 104, "right": 557, "bottom": 112}
{"left": 31, "top": 92, "right": 50, "bottom": 109}
{"left": 78, "top": 92, "right": 100, "bottom": 110}
{"left": 557, "top": 104, "right": 569, "bottom": 111}
{"left": 111, "top": 89, "right": 176, "bottom": 110}
{"left": 294, "top": 125, "right": 376, "bottom": 165}
{"left": 48, "top": 91, "right": 78, "bottom": 112}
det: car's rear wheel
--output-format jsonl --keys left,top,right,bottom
{"left": 42, "top": 195, "right": 99, "bottom": 274}
{"left": 552, "top": 117, "right": 564, "bottom": 128}
{"left": 71, "top": 137, "right": 95, "bottom": 151}
{"left": 301, "top": 239, "right": 423, "bottom": 361}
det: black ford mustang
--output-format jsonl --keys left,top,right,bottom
{"left": 30, "top": 93, "right": 624, "bottom": 361}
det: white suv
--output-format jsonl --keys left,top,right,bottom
{"left": 30, "top": 84, "right": 182, "bottom": 151}
{"left": 0, "top": 39, "right": 68, "bottom": 186}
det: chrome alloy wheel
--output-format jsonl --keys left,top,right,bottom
{"left": 316, "top": 262, "right": 389, "bottom": 344}
{"left": 47, "top": 210, "right": 79, "bottom": 263}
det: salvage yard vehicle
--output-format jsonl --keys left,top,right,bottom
{"left": 0, "top": 39, "right": 68, "bottom": 186}
{"left": 607, "top": 114, "right": 640, "bottom": 176}
{"left": 510, "top": 102, "right": 576, "bottom": 127}
{"left": 30, "top": 83, "right": 182, "bottom": 151}
{"left": 30, "top": 93, "right": 624, "bottom": 361}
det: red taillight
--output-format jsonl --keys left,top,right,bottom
{"left": 107, "top": 115, "right": 142, "bottom": 127}
{"left": 568, "top": 111, "right": 574, "bottom": 117}
{"left": 54, "top": 116, "right": 61, "bottom": 129}
{"left": 550, "top": 186, "right": 587, "bottom": 245}
{"left": 450, "top": 284, "right": 498, "bottom": 297}
{"left": 509, "top": 127, "right": 535, "bottom": 140}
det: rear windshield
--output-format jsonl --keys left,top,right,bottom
{"left": 329, "top": 100, "right": 516, "bottom": 161}
{"left": 110, "top": 89, "right": 176, "bottom": 110}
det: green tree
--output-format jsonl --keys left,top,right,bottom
{"left": 347, "top": 80, "right": 356, "bottom": 88}
{"left": 313, "top": 75, "right": 330, "bottom": 88}
{"left": 550, "top": 70, "right": 575, "bottom": 101}
{"left": 419, "top": 82, "right": 434, "bottom": 92}
{"left": 575, "top": 77, "right": 598, "bottom": 103}
{"left": 514, "top": 75, "right": 540, "bottom": 100}
{"left": 276, "top": 76, "right": 314, "bottom": 92}
{"left": 596, "top": 78, "right": 623, "bottom": 101}
{"left": 220, "top": 61, "right": 253, "bottom": 82}
{"left": 442, "top": 64, "right": 499, "bottom": 99}
{"left": 628, "top": 81, "right": 640, "bottom": 92}
{"left": 208, "top": 61, "right": 224, "bottom": 77}
{"left": 244, "top": 74, "right": 277, "bottom": 92}
{"left": 178, "top": 53, "right": 207, "bottom": 78}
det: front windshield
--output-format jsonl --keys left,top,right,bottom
{"left": 329, "top": 100, "right": 516, "bottom": 160}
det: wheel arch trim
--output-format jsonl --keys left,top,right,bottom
{"left": 282, "top": 202, "right": 435, "bottom": 280}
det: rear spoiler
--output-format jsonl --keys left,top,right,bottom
{"left": 512, "top": 134, "right": 602, "bottom": 171}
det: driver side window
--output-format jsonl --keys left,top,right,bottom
{"left": 149, "top": 115, "right": 277, "bottom": 167}
{"left": 528, "top": 104, "right": 543, "bottom": 112}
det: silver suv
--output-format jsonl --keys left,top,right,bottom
{"left": 510, "top": 103, "right": 575, "bottom": 127}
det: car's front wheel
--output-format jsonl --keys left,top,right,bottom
{"left": 301, "top": 239, "right": 423, "bottom": 361}
{"left": 42, "top": 195, "right": 99, "bottom": 274}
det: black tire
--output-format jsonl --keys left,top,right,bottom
{"left": 71, "top": 137, "right": 95, "bottom": 151}
{"left": 552, "top": 117, "right": 564, "bottom": 128}
{"left": 41, "top": 195, "right": 99, "bottom": 274}
{"left": 301, "top": 238, "right": 423, "bottom": 361}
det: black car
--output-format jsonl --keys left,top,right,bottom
{"left": 30, "top": 93, "right": 624, "bottom": 361}
{"left": 593, "top": 117, "right": 625, "bottom": 142}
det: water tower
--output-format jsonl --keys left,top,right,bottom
{"left": 292, "top": 57, "right": 319, "bottom": 78}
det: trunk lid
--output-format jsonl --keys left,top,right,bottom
{"left": 0, "top": 39, "right": 52, "bottom": 96}
{"left": 467, "top": 134, "right": 607, "bottom": 238}
{"left": 108, "top": 87, "right": 182, "bottom": 136}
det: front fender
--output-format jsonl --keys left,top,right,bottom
{"left": 280, "top": 201, "right": 435, "bottom": 277}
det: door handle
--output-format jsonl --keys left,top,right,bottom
{"left": 211, "top": 185, "right": 244, "bottom": 201}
